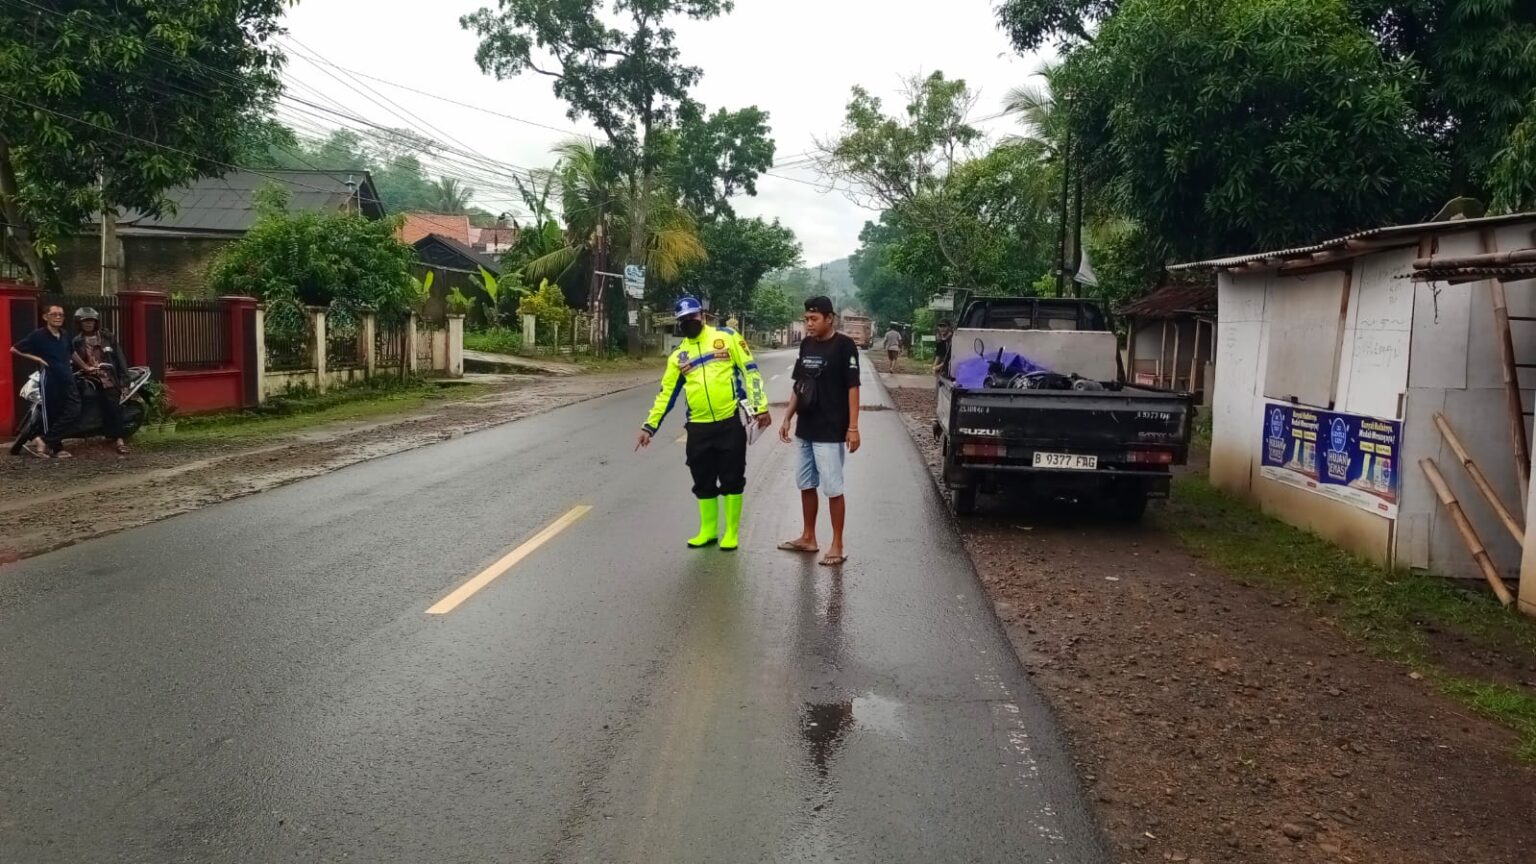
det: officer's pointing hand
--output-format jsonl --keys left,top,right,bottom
{"left": 635, "top": 429, "right": 652, "bottom": 451}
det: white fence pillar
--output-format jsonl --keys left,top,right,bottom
{"left": 254, "top": 304, "right": 268, "bottom": 405}
{"left": 362, "top": 309, "right": 377, "bottom": 379}
{"left": 309, "top": 306, "right": 329, "bottom": 393}
{"left": 405, "top": 313, "right": 420, "bottom": 375}
{"left": 447, "top": 314, "right": 465, "bottom": 378}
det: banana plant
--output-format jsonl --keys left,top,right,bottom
{"left": 478, "top": 266, "right": 527, "bottom": 327}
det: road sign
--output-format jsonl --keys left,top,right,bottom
{"left": 624, "top": 264, "right": 646, "bottom": 299}
{"left": 928, "top": 290, "right": 956, "bottom": 311}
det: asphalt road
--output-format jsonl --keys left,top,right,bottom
{"left": 0, "top": 350, "right": 1107, "bottom": 864}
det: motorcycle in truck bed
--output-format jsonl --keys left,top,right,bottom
{"left": 935, "top": 297, "right": 1194, "bottom": 520}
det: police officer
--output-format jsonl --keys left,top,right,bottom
{"left": 636, "top": 296, "right": 771, "bottom": 551}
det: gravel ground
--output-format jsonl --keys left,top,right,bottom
{"left": 889, "top": 385, "right": 1536, "bottom": 864}
{"left": 0, "top": 372, "right": 654, "bottom": 562}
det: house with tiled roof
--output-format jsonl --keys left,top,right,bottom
{"left": 397, "top": 212, "right": 472, "bottom": 246}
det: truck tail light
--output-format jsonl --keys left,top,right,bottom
{"left": 961, "top": 442, "right": 1006, "bottom": 459}
{"left": 1126, "top": 449, "right": 1174, "bottom": 465}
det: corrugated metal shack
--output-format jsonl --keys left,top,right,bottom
{"left": 1172, "top": 214, "right": 1536, "bottom": 614}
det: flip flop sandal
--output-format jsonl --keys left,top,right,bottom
{"left": 777, "top": 541, "right": 819, "bottom": 553}
{"left": 818, "top": 555, "right": 847, "bottom": 567}
{"left": 23, "top": 443, "right": 48, "bottom": 459}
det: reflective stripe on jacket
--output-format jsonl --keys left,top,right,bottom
{"left": 643, "top": 326, "right": 768, "bottom": 432}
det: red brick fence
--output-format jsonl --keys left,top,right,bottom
{"left": 1, "top": 279, "right": 258, "bottom": 434}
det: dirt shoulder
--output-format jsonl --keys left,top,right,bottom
{"left": 888, "top": 385, "right": 1536, "bottom": 864}
{"left": 0, "top": 371, "right": 653, "bottom": 562}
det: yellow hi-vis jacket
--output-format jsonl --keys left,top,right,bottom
{"left": 643, "top": 325, "right": 769, "bottom": 433}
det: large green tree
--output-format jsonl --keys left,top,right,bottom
{"left": 676, "top": 216, "right": 800, "bottom": 316}
{"left": 819, "top": 72, "right": 988, "bottom": 288}
{"left": 0, "top": 0, "right": 288, "bottom": 288}
{"left": 462, "top": 0, "right": 730, "bottom": 273}
{"left": 667, "top": 101, "right": 776, "bottom": 219}
{"left": 1000, "top": 0, "right": 1536, "bottom": 207}
{"left": 1054, "top": 0, "right": 1442, "bottom": 259}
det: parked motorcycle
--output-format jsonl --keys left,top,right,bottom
{"left": 974, "top": 338, "right": 1111, "bottom": 392}
{"left": 8, "top": 366, "right": 153, "bottom": 455}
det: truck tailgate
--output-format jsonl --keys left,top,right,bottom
{"left": 952, "top": 388, "right": 1189, "bottom": 450}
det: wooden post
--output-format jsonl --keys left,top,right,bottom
{"left": 1421, "top": 458, "right": 1514, "bottom": 606}
{"left": 1125, "top": 317, "right": 1137, "bottom": 384}
{"left": 1189, "top": 318, "right": 1203, "bottom": 393}
{"left": 1434, "top": 412, "right": 1523, "bottom": 545}
{"left": 1171, "top": 319, "right": 1183, "bottom": 390}
{"left": 1480, "top": 229, "right": 1529, "bottom": 506}
{"left": 1158, "top": 320, "right": 1168, "bottom": 388}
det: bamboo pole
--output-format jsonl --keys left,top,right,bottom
{"left": 1434, "top": 412, "right": 1523, "bottom": 545}
{"left": 1480, "top": 230, "right": 1530, "bottom": 507}
{"left": 1491, "top": 279, "right": 1530, "bottom": 506}
{"left": 1421, "top": 458, "right": 1515, "bottom": 606}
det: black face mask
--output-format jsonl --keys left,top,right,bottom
{"left": 680, "top": 318, "right": 704, "bottom": 339}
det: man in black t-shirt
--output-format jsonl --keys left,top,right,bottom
{"left": 777, "top": 295, "right": 861, "bottom": 566}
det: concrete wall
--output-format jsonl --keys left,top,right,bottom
{"left": 1211, "top": 220, "right": 1536, "bottom": 578}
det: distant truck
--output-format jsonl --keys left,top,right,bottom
{"left": 840, "top": 314, "right": 874, "bottom": 349}
{"left": 935, "top": 297, "right": 1195, "bottom": 520}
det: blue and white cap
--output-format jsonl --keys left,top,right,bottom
{"left": 673, "top": 295, "right": 704, "bottom": 319}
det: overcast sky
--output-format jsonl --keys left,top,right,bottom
{"left": 278, "top": 0, "right": 1049, "bottom": 266}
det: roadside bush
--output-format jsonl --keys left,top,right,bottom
{"left": 209, "top": 186, "right": 417, "bottom": 336}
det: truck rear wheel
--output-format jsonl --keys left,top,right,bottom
{"left": 1108, "top": 488, "right": 1148, "bottom": 523}
{"left": 950, "top": 484, "right": 979, "bottom": 516}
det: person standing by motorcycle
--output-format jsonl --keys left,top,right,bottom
{"left": 635, "top": 296, "right": 772, "bottom": 551}
{"left": 72, "top": 307, "right": 130, "bottom": 455}
{"left": 9, "top": 303, "right": 78, "bottom": 458}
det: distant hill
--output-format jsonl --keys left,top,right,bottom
{"left": 764, "top": 257, "right": 858, "bottom": 308}
{"left": 810, "top": 257, "right": 857, "bottom": 307}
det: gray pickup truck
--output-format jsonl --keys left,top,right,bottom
{"left": 935, "top": 297, "right": 1195, "bottom": 520}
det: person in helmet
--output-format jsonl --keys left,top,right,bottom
{"left": 635, "top": 296, "right": 771, "bottom": 550}
{"left": 71, "top": 307, "right": 130, "bottom": 454}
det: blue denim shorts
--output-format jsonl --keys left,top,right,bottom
{"left": 796, "top": 438, "right": 847, "bottom": 498}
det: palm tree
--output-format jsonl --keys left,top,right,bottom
{"left": 523, "top": 138, "right": 706, "bottom": 285}
{"left": 1002, "top": 63, "right": 1062, "bottom": 152}
{"left": 429, "top": 177, "right": 475, "bottom": 214}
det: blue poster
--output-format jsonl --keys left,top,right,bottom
{"left": 1260, "top": 402, "right": 1401, "bottom": 517}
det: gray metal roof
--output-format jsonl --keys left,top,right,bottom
{"left": 1169, "top": 212, "right": 1536, "bottom": 271}
{"left": 113, "top": 169, "right": 383, "bottom": 234}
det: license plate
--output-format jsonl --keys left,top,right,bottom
{"left": 1032, "top": 452, "right": 1098, "bottom": 470}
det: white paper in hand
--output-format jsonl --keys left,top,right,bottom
{"left": 739, "top": 399, "right": 765, "bottom": 445}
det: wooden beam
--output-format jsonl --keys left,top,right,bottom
{"left": 1421, "top": 458, "right": 1515, "bottom": 606}
{"left": 1435, "top": 412, "right": 1523, "bottom": 545}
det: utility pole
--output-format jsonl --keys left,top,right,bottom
{"left": 1055, "top": 132, "right": 1072, "bottom": 299}
{"left": 589, "top": 202, "right": 607, "bottom": 353}
{"left": 99, "top": 175, "right": 120, "bottom": 296}
{"left": 1071, "top": 167, "right": 1084, "bottom": 299}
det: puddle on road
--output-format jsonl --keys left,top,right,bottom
{"left": 798, "top": 693, "right": 910, "bottom": 779}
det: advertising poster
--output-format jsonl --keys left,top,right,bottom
{"left": 1259, "top": 401, "right": 1401, "bottom": 518}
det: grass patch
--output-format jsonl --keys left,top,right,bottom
{"left": 464, "top": 327, "right": 523, "bottom": 355}
{"left": 140, "top": 376, "right": 487, "bottom": 446}
{"left": 1161, "top": 474, "right": 1536, "bottom": 758}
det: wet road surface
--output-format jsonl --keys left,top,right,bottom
{"left": 0, "top": 351, "right": 1107, "bottom": 863}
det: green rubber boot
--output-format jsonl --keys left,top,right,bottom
{"left": 688, "top": 497, "right": 720, "bottom": 548}
{"left": 720, "top": 494, "right": 744, "bottom": 551}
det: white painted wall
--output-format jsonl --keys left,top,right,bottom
{"left": 1210, "top": 271, "right": 1271, "bottom": 496}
